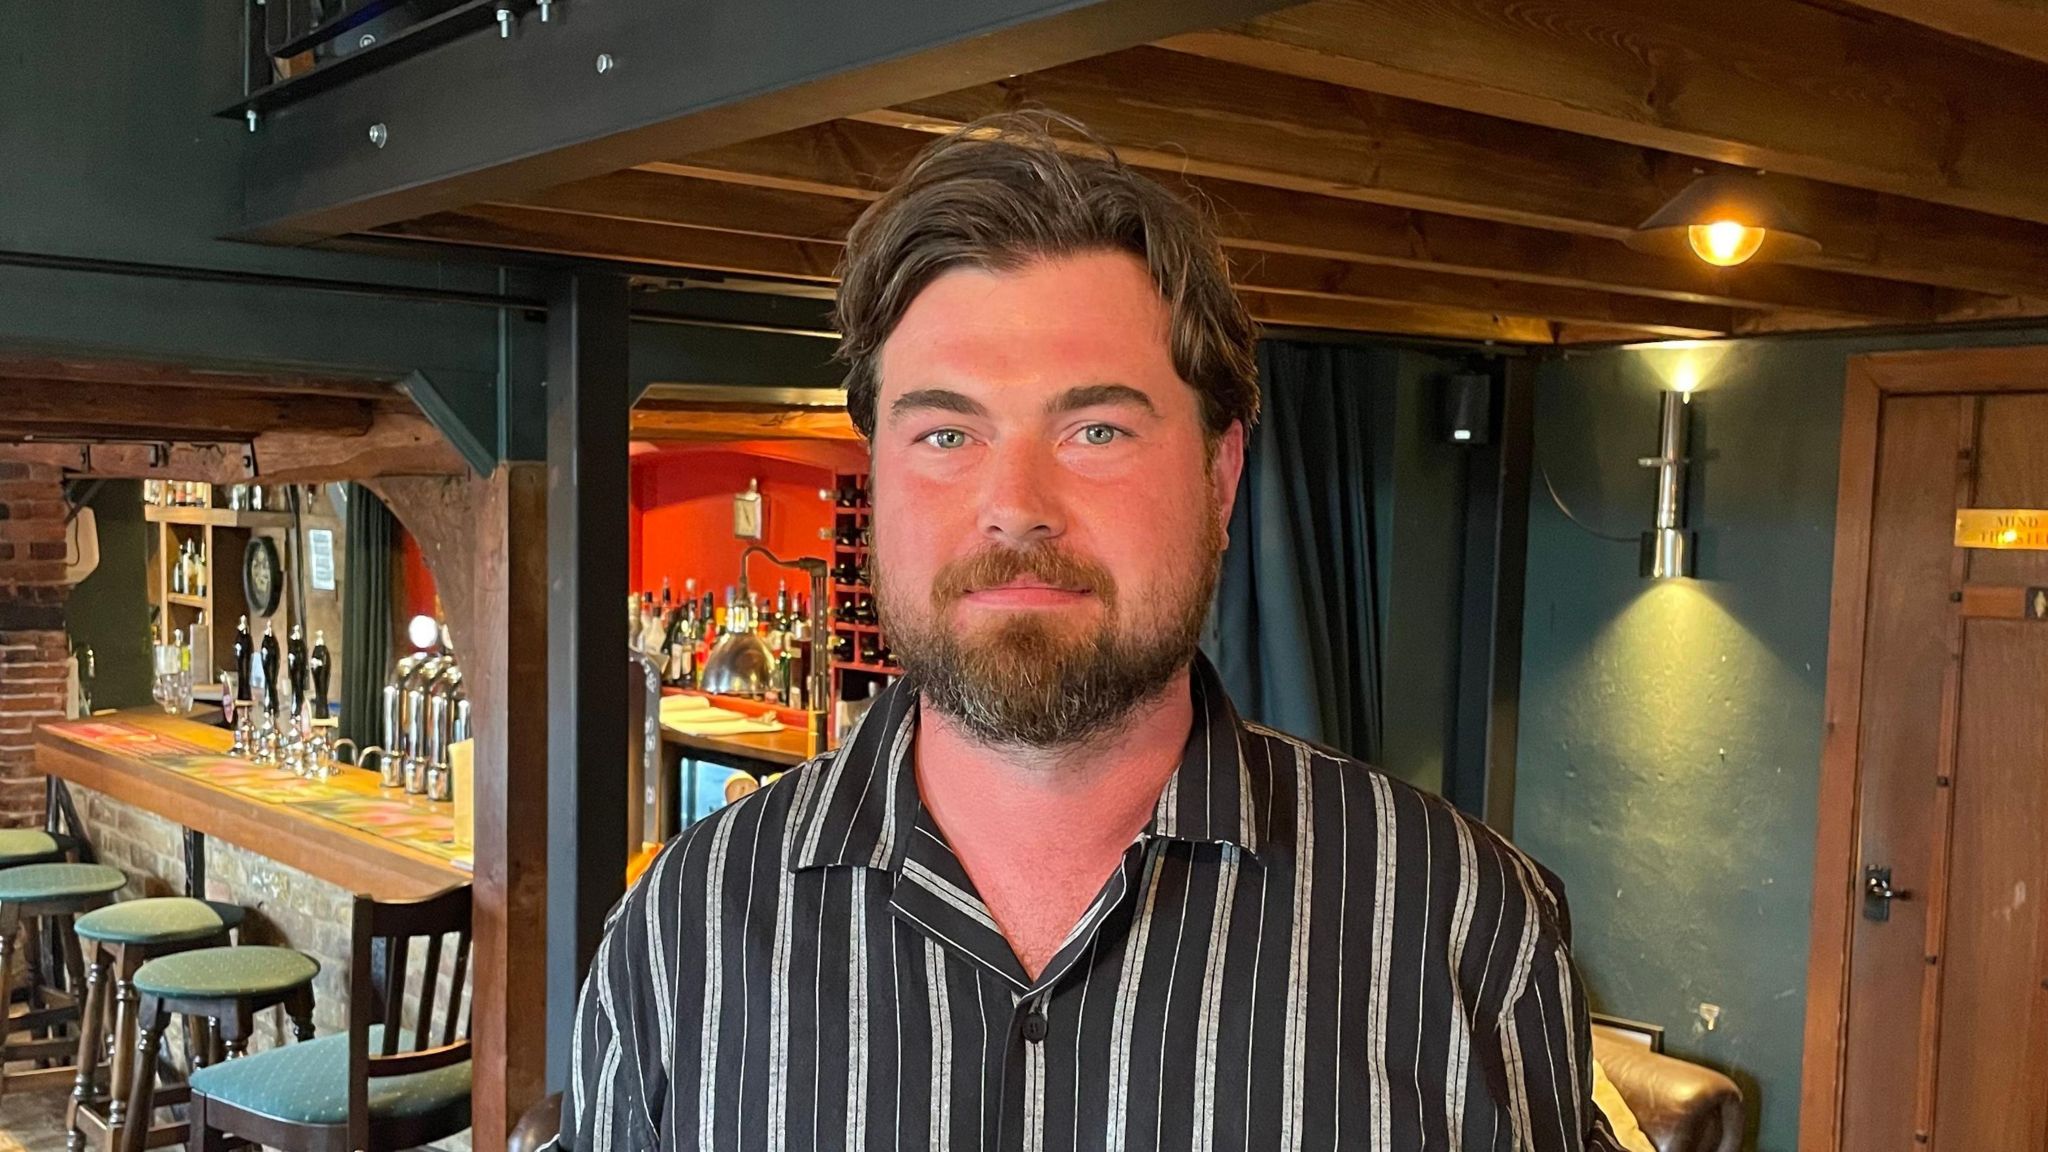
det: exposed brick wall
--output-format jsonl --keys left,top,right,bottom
{"left": 0, "top": 458, "right": 73, "bottom": 827}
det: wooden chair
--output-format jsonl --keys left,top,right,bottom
{"left": 183, "top": 884, "right": 473, "bottom": 1152}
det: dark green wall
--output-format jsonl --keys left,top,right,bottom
{"left": 64, "top": 481, "right": 152, "bottom": 710}
{"left": 1515, "top": 326, "right": 2048, "bottom": 1151}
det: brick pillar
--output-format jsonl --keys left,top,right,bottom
{"left": 0, "top": 460, "right": 73, "bottom": 828}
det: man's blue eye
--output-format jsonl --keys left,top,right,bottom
{"left": 925, "top": 429, "right": 967, "bottom": 449}
{"left": 1080, "top": 425, "right": 1121, "bottom": 446}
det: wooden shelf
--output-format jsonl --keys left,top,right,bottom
{"left": 831, "top": 582, "right": 871, "bottom": 594}
{"left": 834, "top": 621, "right": 882, "bottom": 634}
{"left": 145, "top": 506, "right": 293, "bottom": 529}
{"left": 166, "top": 593, "right": 211, "bottom": 609}
{"left": 832, "top": 660, "right": 900, "bottom": 676}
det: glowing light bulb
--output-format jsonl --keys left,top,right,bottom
{"left": 408, "top": 614, "right": 441, "bottom": 651}
{"left": 2002, "top": 528, "right": 2021, "bottom": 545}
{"left": 1687, "top": 220, "right": 1767, "bottom": 267}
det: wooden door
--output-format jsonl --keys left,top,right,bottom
{"left": 1806, "top": 349, "right": 2048, "bottom": 1152}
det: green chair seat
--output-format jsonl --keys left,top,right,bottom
{"left": 133, "top": 945, "right": 318, "bottom": 1000}
{"left": 188, "top": 1026, "right": 471, "bottom": 1126}
{"left": 0, "top": 828, "right": 62, "bottom": 865}
{"left": 0, "top": 862, "right": 124, "bottom": 904}
{"left": 75, "top": 897, "right": 246, "bottom": 946}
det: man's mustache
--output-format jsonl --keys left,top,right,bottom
{"left": 931, "top": 546, "right": 1117, "bottom": 605}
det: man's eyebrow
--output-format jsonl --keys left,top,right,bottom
{"left": 1046, "top": 384, "right": 1157, "bottom": 417}
{"left": 889, "top": 388, "right": 988, "bottom": 422}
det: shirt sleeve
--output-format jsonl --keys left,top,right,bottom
{"left": 1498, "top": 926, "right": 1629, "bottom": 1151}
{"left": 552, "top": 858, "right": 672, "bottom": 1152}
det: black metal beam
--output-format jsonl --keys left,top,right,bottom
{"left": 235, "top": 0, "right": 1300, "bottom": 242}
{"left": 543, "top": 270, "right": 630, "bottom": 1086}
{"left": 1443, "top": 360, "right": 1534, "bottom": 830}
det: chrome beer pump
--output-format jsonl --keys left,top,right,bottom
{"left": 360, "top": 621, "right": 466, "bottom": 803}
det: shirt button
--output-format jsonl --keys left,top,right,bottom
{"left": 1020, "top": 1008, "right": 1049, "bottom": 1043}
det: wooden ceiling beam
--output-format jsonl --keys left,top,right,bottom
{"left": 646, "top": 123, "right": 1956, "bottom": 322}
{"left": 0, "top": 380, "right": 375, "bottom": 440}
{"left": 1158, "top": 0, "right": 2048, "bottom": 225}
{"left": 630, "top": 406, "right": 861, "bottom": 442}
{"left": 1843, "top": 0, "right": 2048, "bottom": 69}
{"left": 0, "top": 352, "right": 399, "bottom": 400}
{"left": 861, "top": 46, "right": 2048, "bottom": 300}
{"left": 1239, "top": 292, "right": 1555, "bottom": 343}
{"left": 373, "top": 203, "right": 1699, "bottom": 341}
{"left": 1229, "top": 251, "right": 1731, "bottom": 337}
{"left": 0, "top": 410, "right": 464, "bottom": 483}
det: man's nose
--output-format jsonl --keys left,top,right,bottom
{"left": 977, "top": 438, "right": 1065, "bottom": 545}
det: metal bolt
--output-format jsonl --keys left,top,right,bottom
{"left": 539, "top": 0, "right": 552, "bottom": 20}
{"left": 595, "top": 53, "right": 615, "bottom": 74}
{"left": 496, "top": 5, "right": 512, "bottom": 37}
{"left": 357, "top": 32, "right": 376, "bottom": 47}
{"left": 246, "top": 108, "right": 259, "bottom": 133}
{"left": 368, "top": 122, "right": 388, "bottom": 148}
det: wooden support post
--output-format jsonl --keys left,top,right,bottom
{"left": 467, "top": 462, "right": 551, "bottom": 1149}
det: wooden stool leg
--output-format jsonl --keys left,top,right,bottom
{"left": 0, "top": 901, "right": 17, "bottom": 1100}
{"left": 65, "top": 941, "right": 109, "bottom": 1152}
{"left": 103, "top": 948, "right": 141, "bottom": 1143}
{"left": 122, "top": 997, "right": 167, "bottom": 1152}
{"left": 284, "top": 986, "right": 316, "bottom": 1042}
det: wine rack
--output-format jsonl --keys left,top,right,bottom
{"left": 827, "top": 471, "right": 899, "bottom": 708}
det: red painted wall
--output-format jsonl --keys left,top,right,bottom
{"left": 393, "top": 524, "right": 439, "bottom": 635}
{"left": 630, "top": 445, "right": 855, "bottom": 600}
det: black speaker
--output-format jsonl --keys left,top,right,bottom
{"left": 1441, "top": 370, "right": 1493, "bottom": 446}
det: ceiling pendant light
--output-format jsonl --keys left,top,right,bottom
{"left": 1628, "top": 171, "right": 1821, "bottom": 268}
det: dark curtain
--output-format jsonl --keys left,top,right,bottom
{"left": 1201, "top": 340, "right": 1385, "bottom": 762}
{"left": 341, "top": 484, "right": 394, "bottom": 751}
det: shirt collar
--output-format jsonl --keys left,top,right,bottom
{"left": 786, "top": 649, "right": 1267, "bottom": 874}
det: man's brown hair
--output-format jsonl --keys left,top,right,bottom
{"left": 834, "top": 112, "right": 1260, "bottom": 442}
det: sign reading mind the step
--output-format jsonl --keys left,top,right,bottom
{"left": 1955, "top": 508, "right": 2048, "bottom": 550}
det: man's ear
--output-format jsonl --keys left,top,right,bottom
{"left": 1209, "top": 421, "right": 1247, "bottom": 550}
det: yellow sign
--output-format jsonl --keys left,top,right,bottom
{"left": 1956, "top": 509, "right": 2048, "bottom": 550}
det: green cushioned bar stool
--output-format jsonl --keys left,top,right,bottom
{"left": 64, "top": 897, "right": 247, "bottom": 1152}
{"left": 121, "top": 944, "right": 319, "bottom": 1152}
{"left": 187, "top": 885, "right": 473, "bottom": 1152}
{"left": 0, "top": 863, "right": 124, "bottom": 1103}
{"left": 0, "top": 827, "right": 73, "bottom": 868}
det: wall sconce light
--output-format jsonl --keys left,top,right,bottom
{"left": 1627, "top": 171, "right": 1820, "bottom": 268}
{"left": 1639, "top": 391, "right": 1695, "bottom": 579}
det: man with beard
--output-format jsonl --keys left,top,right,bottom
{"left": 555, "top": 114, "right": 1621, "bottom": 1152}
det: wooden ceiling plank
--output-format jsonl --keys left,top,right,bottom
{"left": 647, "top": 122, "right": 1960, "bottom": 319}
{"left": 1843, "top": 0, "right": 2048, "bottom": 69}
{"left": 1158, "top": 0, "right": 2048, "bottom": 225}
{"left": 375, "top": 203, "right": 1728, "bottom": 339}
{"left": 859, "top": 46, "right": 2048, "bottom": 299}
{"left": 497, "top": 170, "right": 867, "bottom": 243}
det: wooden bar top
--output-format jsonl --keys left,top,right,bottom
{"left": 36, "top": 710, "right": 469, "bottom": 900}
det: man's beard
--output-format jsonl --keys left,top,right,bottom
{"left": 873, "top": 512, "right": 1221, "bottom": 750}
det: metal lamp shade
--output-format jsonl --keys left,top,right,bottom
{"left": 700, "top": 631, "right": 777, "bottom": 698}
{"left": 1626, "top": 172, "right": 1821, "bottom": 263}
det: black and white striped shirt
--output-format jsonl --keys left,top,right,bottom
{"left": 558, "top": 653, "right": 1621, "bottom": 1151}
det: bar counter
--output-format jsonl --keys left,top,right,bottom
{"left": 35, "top": 709, "right": 469, "bottom": 900}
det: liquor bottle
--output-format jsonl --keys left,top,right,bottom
{"left": 233, "top": 615, "right": 253, "bottom": 701}
{"left": 170, "top": 541, "right": 187, "bottom": 596}
{"left": 191, "top": 541, "right": 205, "bottom": 596}
{"left": 660, "top": 576, "right": 674, "bottom": 615}
{"left": 310, "top": 631, "right": 332, "bottom": 720}
{"left": 639, "top": 599, "right": 667, "bottom": 657}
{"left": 287, "top": 623, "right": 309, "bottom": 719}
{"left": 259, "top": 624, "right": 281, "bottom": 716}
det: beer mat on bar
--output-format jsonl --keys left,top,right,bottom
{"left": 284, "top": 796, "right": 466, "bottom": 864}
{"left": 47, "top": 718, "right": 220, "bottom": 758}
